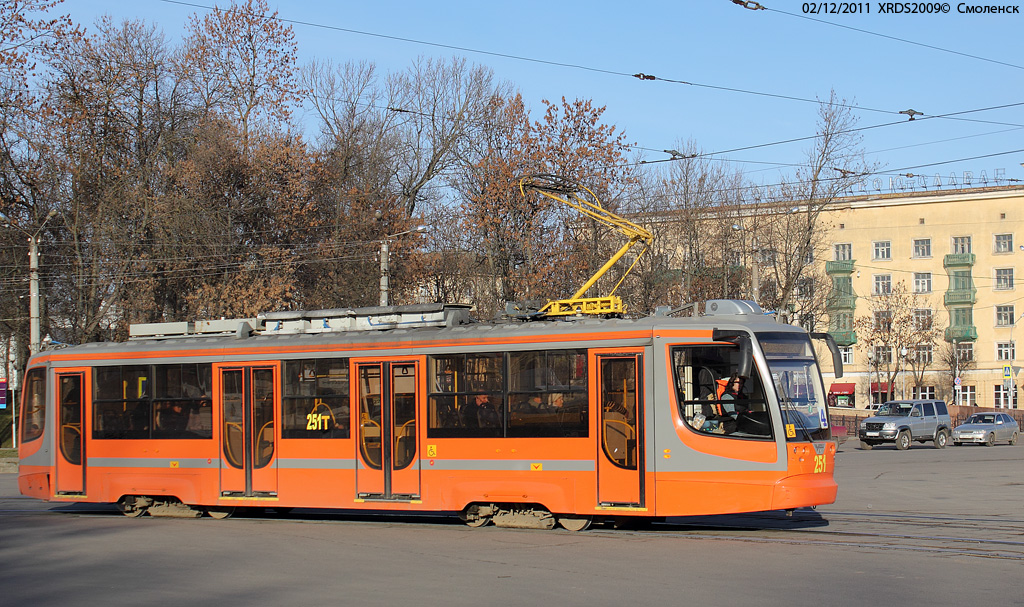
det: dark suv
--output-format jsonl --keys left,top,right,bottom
{"left": 857, "top": 400, "right": 952, "bottom": 450}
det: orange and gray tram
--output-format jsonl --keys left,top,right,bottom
{"left": 17, "top": 300, "right": 841, "bottom": 529}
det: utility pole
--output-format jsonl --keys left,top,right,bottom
{"left": 379, "top": 225, "right": 429, "bottom": 307}
{"left": 379, "top": 239, "right": 390, "bottom": 307}
{"left": 2, "top": 209, "right": 58, "bottom": 448}
{"left": 29, "top": 234, "right": 41, "bottom": 355}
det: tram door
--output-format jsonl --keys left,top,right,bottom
{"left": 218, "top": 365, "right": 279, "bottom": 497}
{"left": 55, "top": 371, "right": 86, "bottom": 495}
{"left": 355, "top": 361, "right": 420, "bottom": 499}
{"left": 595, "top": 352, "right": 644, "bottom": 507}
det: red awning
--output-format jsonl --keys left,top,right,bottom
{"left": 870, "top": 382, "right": 890, "bottom": 392}
{"left": 829, "top": 383, "right": 856, "bottom": 395}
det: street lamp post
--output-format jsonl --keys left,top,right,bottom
{"left": 900, "top": 346, "right": 909, "bottom": 399}
{"left": 952, "top": 339, "right": 960, "bottom": 407}
{"left": 379, "top": 225, "right": 429, "bottom": 307}
{"left": 867, "top": 350, "right": 877, "bottom": 405}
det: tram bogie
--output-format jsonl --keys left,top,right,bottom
{"left": 16, "top": 301, "right": 840, "bottom": 527}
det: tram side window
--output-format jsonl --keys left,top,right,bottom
{"left": 281, "top": 358, "right": 350, "bottom": 439}
{"left": 428, "top": 353, "right": 504, "bottom": 438}
{"left": 427, "top": 350, "right": 589, "bottom": 438}
{"left": 153, "top": 364, "right": 213, "bottom": 439}
{"left": 20, "top": 367, "right": 46, "bottom": 443}
{"left": 671, "top": 346, "right": 773, "bottom": 440}
{"left": 507, "top": 350, "right": 588, "bottom": 437}
{"left": 93, "top": 364, "right": 213, "bottom": 440}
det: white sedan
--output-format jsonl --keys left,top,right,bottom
{"left": 952, "top": 413, "right": 1020, "bottom": 446}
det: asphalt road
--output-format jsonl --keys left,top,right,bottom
{"left": 2, "top": 440, "right": 1023, "bottom": 607}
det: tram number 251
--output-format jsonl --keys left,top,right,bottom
{"left": 813, "top": 454, "right": 827, "bottom": 474}
{"left": 306, "top": 413, "right": 332, "bottom": 431}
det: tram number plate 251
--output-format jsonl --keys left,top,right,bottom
{"left": 813, "top": 454, "right": 827, "bottom": 474}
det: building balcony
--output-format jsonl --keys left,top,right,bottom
{"left": 825, "top": 260, "right": 855, "bottom": 274}
{"left": 826, "top": 293, "right": 857, "bottom": 309}
{"left": 943, "top": 253, "right": 976, "bottom": 267}
{"left": 828, "top": 330, "right": 857, "bottom": 346}
{"left": 944, "top": 325, "right": 978, "bottom": 342}
{"left": 943, "top": 288, "right": 977, "bottom": 306}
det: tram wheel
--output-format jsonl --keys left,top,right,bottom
{"left": 459, "top": 504, "right": 492, "bottom": 528}
{"left": 206, "top": 506, "right": 235, "bottom": 520}
{"left": 116, "top": 496, "right": 147, "bottom": 518}
{"left": 558, "top": 515, "right": 592, "bottom": 532}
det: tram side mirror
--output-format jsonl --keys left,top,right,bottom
{"left": 810, "top": 332, "right": 843, "bottom": 378}
{"left": 711, "top": 329, "right": 753, "bottom": 379}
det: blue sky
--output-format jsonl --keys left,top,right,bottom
{"left": 63, "top": 0, "right": 1024, "bottom": 193}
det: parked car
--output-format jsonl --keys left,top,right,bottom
{"left": 952, "top": 413, "right": 1020, "bottom": 446}
{"left": 858, "top": 400, "right": 952, "bottom": 450}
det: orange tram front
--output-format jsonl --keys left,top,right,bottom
{"left": 17, "top": 302, "right": 839, "bottom": 529}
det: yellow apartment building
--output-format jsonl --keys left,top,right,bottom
{"left": 816, "top": 184, "right": 1023, "bottom": 410}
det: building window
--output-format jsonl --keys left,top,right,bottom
{"left": 951, "top": 270, "right": 973, "bottom": 291}
{"left": 996, "top": 305, "right": 1015, "bottom": 326}
{"left": 831, "top": 311, "right": 854, "bottom": 331}
{"left": 959, "top": 385, "right": 977, "bottom": 406}
{"left": 952, "top": 236, "right": 972, "bottom": 254}
{"left": 873, "top": 241, "right": 891, "bottom": 260}
{"left": 995, "top": 233, "right": 1013, "bottom": 254}
{"left": 873, "top": 345, "right": 892, "bottom": 365}
{"left": 997, "top": 341, "right": 1016, "bottom": 361}
{"left": 956, "top": 342, "right": 974, "bottom": 362}
{"left": 951, "top": 307, "right": 974, "bottom": 327}
{"left": 913, "top": 272, "right": 932, "bottom": 293}
{"left": 799, "top": 313, "right": 815, "bottom": 331}
{"left": 873, "top": 274, "right": 892, "bottom": 295}
{"left": 912, "top": 386, "right": 936, "bottom": 399}
{"left": 839, "top": 346, "right": 854, "bottom": 365}
{"left": 913, "top": 309, "right": 933, "bottom": 331}
{"left": 797, "top": 277, "right": 814, "bottom": 299}
{"left": 874, "top": 310, "right": 892, "bottom": 331}
{"left": 993, "top": 385, "right": 1019, "bottom": 408}
{"left": 913, "top": 238, "right": 931, "bottom": 258}
{"left": 834, "top": 243, "right": 852, "bottom": 261}
{"left": 995, "top": 268, "right": 1014, "bottom": 290}
{"left": 914, "top": 344, "right": 933, "bottom": 365}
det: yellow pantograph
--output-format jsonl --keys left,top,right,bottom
{"left": 519, "top": 175, "right": 654, "bottom": 317}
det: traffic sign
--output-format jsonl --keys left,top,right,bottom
{"left": 1004, "top": 364, "right": 1013, "bottom": 379}
{"left": 954, "top": 377, "right": 962, "bottom": 386}
{"left": 0, "top": 378, "right": 6, "bottom": 410}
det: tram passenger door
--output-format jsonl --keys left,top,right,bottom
{"left": 355, "top": 361, "right": 420, "bottom": 500}
{"left": 218, "top": 365, "right": 279, "bottom": 497}
{"left": 55, "top": 371, "right": 87, "bottom": 495}
{"left": 595, "top": 353, "right": 644, "bottom": 507}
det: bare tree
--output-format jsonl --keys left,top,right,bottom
{"left": 754, "top": 90, "right": 876, "bottom": 321}
{"left": 937, "top": 339, "right": 976, "bottom": 404}
{"left": 855, "top": 282, "right": 940, "bottom": 401}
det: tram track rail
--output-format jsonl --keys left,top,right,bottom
{"left": 7, "top": 502, "right": 1024, "bottom": 561}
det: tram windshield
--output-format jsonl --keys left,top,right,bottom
{"left": 757, "top": 331, "right": 831, "bottom": 442}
